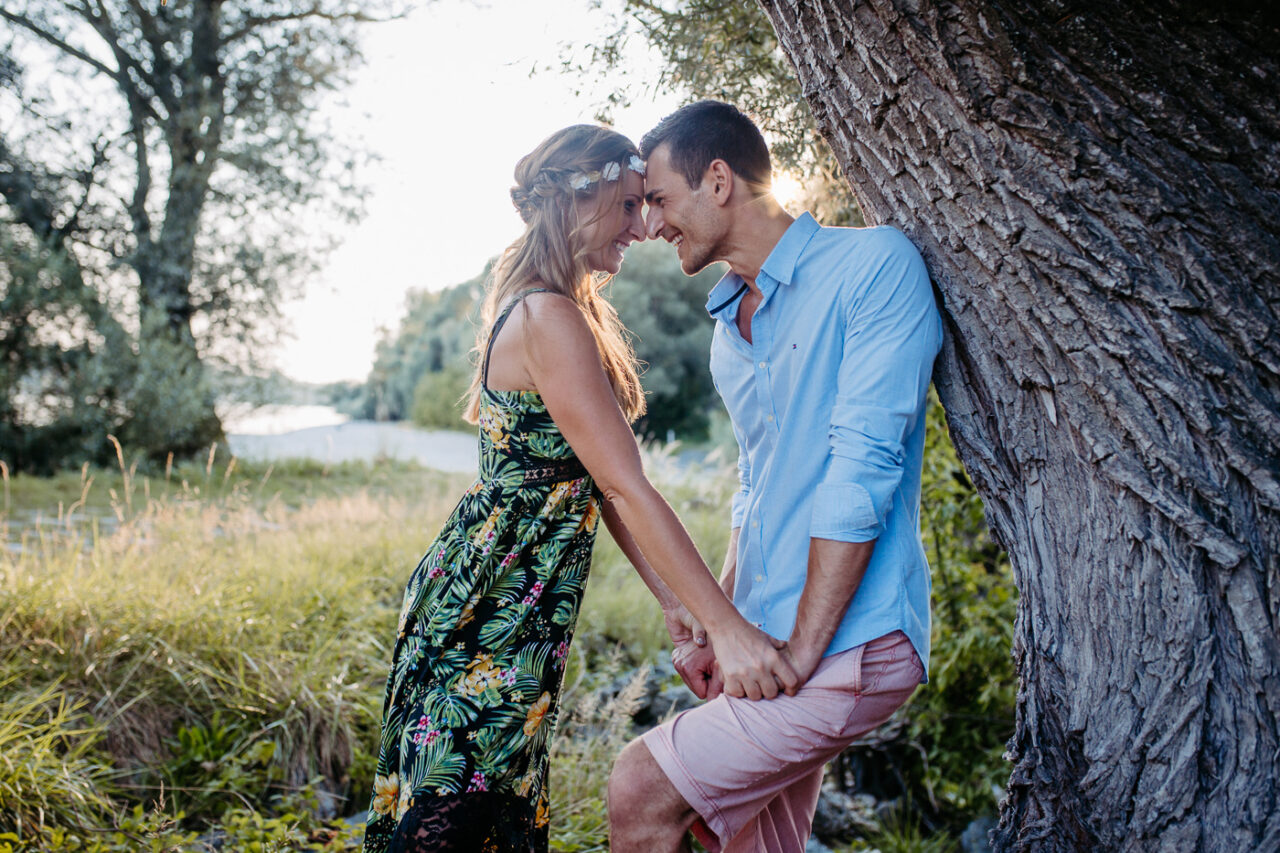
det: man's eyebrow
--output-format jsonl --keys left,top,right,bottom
{"left": 644, "top": 187, "right": 662, "bottom": 203}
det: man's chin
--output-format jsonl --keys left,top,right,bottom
{"left": 680, "top": 256, "right": 710, "bottom": 276}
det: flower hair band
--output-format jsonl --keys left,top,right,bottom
{"left": 510, "top": 156, "right": 646, "bottom": 222}
{"left": 568, "top": 154, "right": 646, "bottom": 191}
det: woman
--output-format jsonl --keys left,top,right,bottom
{"left": 363, "top": 125, "right": 797, "bottom": 853}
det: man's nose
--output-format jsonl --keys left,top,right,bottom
{"left": 628, "top": 208, "right": 646, "bottom": 241}
{"left": 645, "top": 206, "right": 664, "bottom": 239}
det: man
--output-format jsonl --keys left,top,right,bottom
{"left": 608, "top": 100, "right": 944, "bottom": 853}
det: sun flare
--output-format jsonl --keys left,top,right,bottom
{"left": 771, "top": 173, "right": 802, "bottom": 208}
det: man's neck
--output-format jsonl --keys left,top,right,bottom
{"left": 721, "top": 203, "right": 796, "bottom": 293}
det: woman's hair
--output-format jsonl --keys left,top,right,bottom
{"left": 463, "top": 124, "right": 647, "bottom": 424}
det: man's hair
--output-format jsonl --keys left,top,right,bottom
{"left": 640, "top": 100, "right": 772, "bottom": 193}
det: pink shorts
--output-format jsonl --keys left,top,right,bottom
{"left": 640, "top": 630, "right": 922, "bottom": 853}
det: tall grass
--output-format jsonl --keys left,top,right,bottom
{"left": 0, "top": 426, "right": 1012, "bottom": 850}
{"left": 0, "top": 453, "right": 470, "bottom": 849}
{"left": 0, "top": 445, "right": 735, "bottom": 850}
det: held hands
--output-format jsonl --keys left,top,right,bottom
{"left": 713, "top": 621, "right": 800, "bottom": 700}
{"left": 780, "top": 631, "right": 826, "bottom": 687}
{"left": 663, "top": 610, "right": 802, "bottom": 701}
{"left": 664, "top": 604, "right": 721, "bottom": 699}
{"left": 671, "top": 636, "right": 722, "bottom": 699}
{"left": 662, "top": 604, "right": 706, "bottom": 648}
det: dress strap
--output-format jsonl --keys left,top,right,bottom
{"left": 482, "top": 288, "right": 554, "bottom": 389}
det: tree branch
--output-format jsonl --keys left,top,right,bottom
{"left": 57, "top": 137, "right": 110, "bottom": 241}
{"left": 121, "top": 0, "right": 179, "bottom": 113}
{"left": 0, "top": 7, "right": 118, "bottom": 79}
{"left": 223, "top": 6, "right": 399, "bottom": 44}
{"left": 81, "top": 0, "right": 172, "bottom": 120}
{"left": 0, "top": 136, "right": 129, "bottom": 346}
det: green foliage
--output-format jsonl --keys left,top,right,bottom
{"left": 0, "top": 452, "right": 469, "bottom": 847}
{"left": 0, "top": 0, "right": 395, "bottom": 471}
{"left": 0, "top": 683, "right": 116, "bottom": 838}
{"left": 411, "top": 364, "right": 473, "bottom": 431}
{"left": 351, "top": 243, "right": 727, "bottom": 441}
{"left": 158, "top": 718, "right": 285, "bottom": 820}
{"left": 837, "top": 803, "right": 961, "bottom": 853}
{"left": 905, "top": 397, "right": 1015, "bottom": 824}
{"left": 565, "top": 0, "right": 861, "bottom": 225}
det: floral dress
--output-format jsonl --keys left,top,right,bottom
{"left": 364, "top": 291, "right": 601, "bottom": 853}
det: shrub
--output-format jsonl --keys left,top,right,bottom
{"left": 410, "top": 364, "right": 472, "bottom": 431}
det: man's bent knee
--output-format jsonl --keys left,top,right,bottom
{"left": 608, "top": 739, "right": 667, "bottom": 823}
{"left": 608, "top": 738, "right": 696, "bottom": 851}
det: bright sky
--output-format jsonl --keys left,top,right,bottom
{"left": 277, "top": 0, "right": 682, "bottom": 384}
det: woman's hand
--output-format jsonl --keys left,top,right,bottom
{"left": 663, "top": 603, "right": 706, "bottom": 648}
{"left": 710, "top": 621, "right": 800, "bottom": 700}
{"left": 671, "top": 637, "right": 721, "bottom": 699}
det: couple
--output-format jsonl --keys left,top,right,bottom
{"left": 363, "top": 101, "right": 943, "bottom": 853}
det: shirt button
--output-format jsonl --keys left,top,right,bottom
{"left": 751, "top": 520, "right": 759, "bottom": 528}
{"left": 754, "top": 574, "right": 764, "bottom": 583}
{"left": 758, "top": 361, "right": 766, "bottom": 368}
{"left": 766, "top": 414, "right": 774, "bottom": 422}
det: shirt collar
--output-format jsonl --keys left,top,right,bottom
{"left": 704, "top": 212, "right": 820, "bottom": 320}
{"left": 759, "top": 212, "right": 819, "bottom": 288}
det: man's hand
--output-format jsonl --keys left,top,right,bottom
{"left": 782, "top": 631, "right": 826, "bottom": 686}
{"left": 714, "top": 624, "right": 800, "bottom": 700}
{"left": 671, "top": 638, "right": 722, "bottom": 699}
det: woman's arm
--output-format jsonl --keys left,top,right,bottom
{"left": 519, "top": 292, "right": 798, "bottom": 700}
{"left": 599, "top": 498, "right": 695, "bottom": 636}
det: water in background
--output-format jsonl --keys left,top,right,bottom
{"left": 221, "top": 404, "right": 350, "bottom": 435}
{"left": 223, "top": 405, "right": 478, "bottom": 473}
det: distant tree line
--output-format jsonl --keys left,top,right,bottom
{"left": 336, "top": 241, "right": 727, "bottom": 442}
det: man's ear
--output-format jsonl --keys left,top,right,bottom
{"left": 706, "top": 159, "right": 735, "bottom": 207}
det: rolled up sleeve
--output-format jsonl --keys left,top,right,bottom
{"left": 810, "top": 241, "right": 942, "bottom": 543}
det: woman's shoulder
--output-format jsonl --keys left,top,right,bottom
{"left": 509, "top": 288, "right": 599, "bottom": 363}
{"left": 517, "top": 286, "right": 586, "bottom": 326}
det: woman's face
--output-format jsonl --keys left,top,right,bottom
{"left": 579, "top": 169, "right": 646, "bottom": 275}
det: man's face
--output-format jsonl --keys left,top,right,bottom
{"left": 643, "top": 144, "right": 723, "bottom": 275}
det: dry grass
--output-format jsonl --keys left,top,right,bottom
{"left": 0, "top": 445, "right": 736, "bottom": 850}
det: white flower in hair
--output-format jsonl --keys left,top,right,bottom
{"left": 569, "top": 172, "right": 597, "bottom": 191}
{"left": 628, "top": 155, "right": 646, "bottom": 176}
{"left": 601, "top": 161, "right": 622, "bottom": 182}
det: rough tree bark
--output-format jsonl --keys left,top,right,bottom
{"left": 756, "top": 1, "right": 1279, "bottom": 850}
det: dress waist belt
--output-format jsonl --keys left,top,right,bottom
{"left": 518, "top": 457, "right": 587, "bottom": 487}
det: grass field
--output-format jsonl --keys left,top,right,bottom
{"left": 0, "top": 445, "right": 733, "bottom": 851}
{"left": 0, "top": 427, "right": 1011, "bottom": 852}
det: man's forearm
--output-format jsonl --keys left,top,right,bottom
{"left": 719, "top": 527, "right": 740, "bottom": 597}
{"left": 789, "top": 537, "right": 876, "bottom": 678}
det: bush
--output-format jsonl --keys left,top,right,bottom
{"left": 410, "top": 364, "right": 473, "bottom": 431}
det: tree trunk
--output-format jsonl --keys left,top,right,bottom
{"left": 757, "top": 0, "right": 1279, "bottom": 849}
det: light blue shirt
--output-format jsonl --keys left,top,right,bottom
{"left": 707, "top": 212, "right": 943, "bottom": 678}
